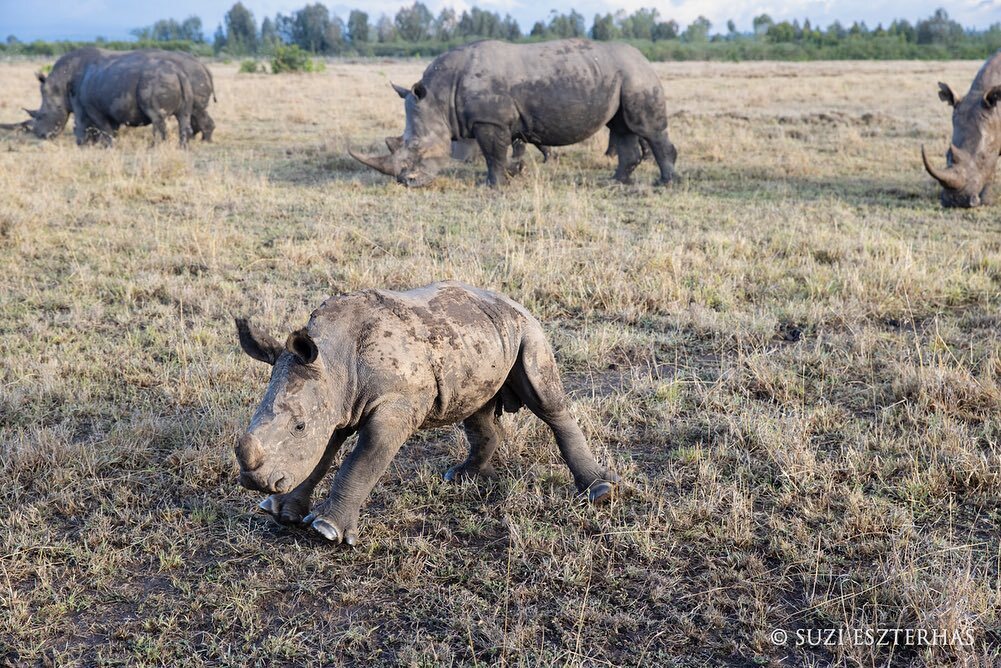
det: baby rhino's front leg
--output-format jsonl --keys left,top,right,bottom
{"left": 258, "top": 431, "right": 350, "bottom": 524}
{"left": 306, "top": 403, "right": 414, "bottom": 545}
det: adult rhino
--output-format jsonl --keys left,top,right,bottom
{"left": 234, "top": 281, "right": 618, "bottom": 545}
{"left": 72, "top": 56, "right": 193, "bottom": 147}
{"left": 1, "top": 47, "right": 215, "bottom": 141}
{"left": 922, "top": 49, "right": 1001, "bottom": 208}
{"left": 350, "top": 39, "right": 678, "bottom": 187}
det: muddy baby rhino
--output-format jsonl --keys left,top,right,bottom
{"left": 234, "top": 281, "right": 619, "bottom": 545}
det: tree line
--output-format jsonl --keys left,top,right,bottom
{"left": 3, "top": 4, "right": 1000, "bottom": 61}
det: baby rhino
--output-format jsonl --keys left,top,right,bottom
{"left": 235, "top": 281, "right": 618, "bottom": 545}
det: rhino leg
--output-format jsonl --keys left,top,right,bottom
{"left": 645, "top": 134, "right": 678, "bottom": 186}
{"left": 259, "top": 430, "right": 350, "bottom": 525}
{"left": 609, "top": 130, "right": 642, "bottom": 184}
{"left": 473, "top": 123, "right": 512, "bottom": 187}
{"left": 305, "top": 402, "right": 415, "bottom": 545}
{"left": 445, "top": 400, "right": 502, "bottom": 482}
{"left": 509, "top": 328, "right": 619, "bottom": 504}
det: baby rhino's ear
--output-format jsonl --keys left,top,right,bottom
{"left": 235, "top": 318, "right": 282, "bottom": 365}
{"left": 286, "top": 328, "right": 318, "bottom": 365}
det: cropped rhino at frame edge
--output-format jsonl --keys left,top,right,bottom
{"left": 922, "top": 48, "right": 1001, "bottom": 208}
{"left": 349, "top": 38, "right": 679, "bottom": 187}
{"left": 0, "top": 46, "right": 216, "bottom": 143}
{"left": 233, "top": 281, "right": 620, "bottom": 546}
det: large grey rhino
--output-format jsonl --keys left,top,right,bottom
{"left": 234, "top": 281, "right": 619, "bottom": 545}
{"left": 72, "top": 55, "right": 193, "bottom": 147}
{"left": 922, "top": 49, "right": 1001, "bottom": 208}
{"left": 350, "top": 39, "right": 678, "bottom": 187}
{"left": 1, "top": 47, "right": 215, "bottom": 141}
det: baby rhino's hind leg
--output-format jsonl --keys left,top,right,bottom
{"left": 512, "top": 328, "right": 619, "bottom": 503}
{"left": 445, "top": 400, "right": 502, "bottom": 482}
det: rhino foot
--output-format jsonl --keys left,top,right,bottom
{"left": 257, "top": 493, "right": 311, "bottom": 525}
{"left": 443, "top": 462, "right": 496, "bottom": 483}
{"left": 304, "top": 512, "right": 358, "bottom": 546}
{"left": 587, "top": 481, "right": 616, "bottom": 505}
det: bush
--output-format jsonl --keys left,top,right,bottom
{"left": 238, "top": 59, "right": 265, "bottom": 73}
{"left": 270, "top": 44, "right": 324, "bottom": 73}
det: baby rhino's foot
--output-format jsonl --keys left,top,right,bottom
{"left": 586, "top": 471, "right": 622, "bottom": 505}
{"left": 258, "top": 492, "right": 311, "bottom": 525}
{"left": 303, "top": 509, "right": 359, "bottom": 546}
{"left": 443, "top": 462, "right": 496, "bottom": 483}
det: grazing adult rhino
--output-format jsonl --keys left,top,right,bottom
{"left": 350, "top": 39, "right": 678, "bottom": 187}
{"left": 922, "top": 49, "right": 1001, "bottom": 208}
{"left": 72, "top": 56, "right": 193, "bottom": 147}
{"left": 0, "top": 47, "right": 215, "bottom": 141}
{"left": 234, "top": 281, "right": 619, "bottom": 545}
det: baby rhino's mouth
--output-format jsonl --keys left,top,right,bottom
{"left": 239, "top": 469, "right": 292, "bottom": 494}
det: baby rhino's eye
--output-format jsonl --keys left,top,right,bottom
{"left": 294, "top": 421, "right": 306, "bottom": 432}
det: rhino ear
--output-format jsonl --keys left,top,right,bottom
{"left": 983, "top": 85, "right": 1001, "bottom": 109}
{"left": 938, "top": 82, "right": 958, "bottom": 107}
{"left": 35, "top": 71, "right": 46, "bottom": 84}
{"left": 392, "top": 82, "right": 410, "bottom": 99}
{"left": 236, "top": 318, "right": 281, "bottom": 365}
{"left": 385, "top": 135, "right": 404, "bottom": 153}
{"left": 412, "top": 82, "right": 427, "bottom": 101}
{"left": 286, "top": 328, "right": 318, "bottom": 365}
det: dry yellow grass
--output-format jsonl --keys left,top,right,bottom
{"left": 0, "top": 57, "right": 999, "bottom": 667}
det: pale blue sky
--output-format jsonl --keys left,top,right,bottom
{"left": 1, "top": 0, "right": 999, "bottom": 41}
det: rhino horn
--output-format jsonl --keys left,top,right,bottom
{"left": 922, "top": 145, "right": 963, "bottom": 190}
{"left": 0, "top": 120, "right": 30, "bottom": 131}
{"left": 23, "top": 108, "right": 40, "bottom": 119}
{"left": 385, "top": 135, "right": 404, "bottom": 153}
{"left": 349, "top": 149, "right": 398, "bottom": 177}
{"left": 391, "top": 82, "right": 410, "bottom": 99}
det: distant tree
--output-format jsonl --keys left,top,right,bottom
{"left": 225, "top": 2, "right": 257, "bottom": 54}
{"left": 753, "top": 14, "right": 774, "bottom": 37}
{"left": 682, "top": 16, "right": 711, "bottom": 42}
{"left": 213, "top": 23, "right": 227, "bottom": 54}
{"left": 530, "top": 21, "right": 547, "bottom": 37}
{"left": 260, "top": 17, "right": 280, "bottom": 50}
{"left": 548, "top": 10, "right": 585, "bottom": 38}
{"left": 766, "top": 21, "right": 796, "bottom": 43}
{"left": 621, "top": 8, "right": 659, "bottom": 40}
{"left": 652, "top": 20, "right": 679, "bottom": 41}
{"left": 292, "top": 4, "right": 332, "bottom": 52}
{"left": 348, "top": 10, "right": 370, "bottom": 43}
{"left": 591, "top": 13, "right": 618, "bottom": 41}
{"left": 376, "top": 14, "right": 397, "bottom": 42}
{"left": 433, "top": 8, "right": 457, "bottom": 40}
{"left": 180, "top": 17, "right": 204, "bottom": 42}
{"left": 916, "top": 8, "right": 963, "bottom": 45}
{"left": 395, "top": 2, "right": 433, "bottom": 42}
{"left": 502, "top": 15, "right": 521, "bottom": 40}
{"left": 726, "top": 19, "right": 737, "bottom": 37}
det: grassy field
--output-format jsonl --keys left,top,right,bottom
{"left": 0, "top": 57, "right": 999, "bottom": 667}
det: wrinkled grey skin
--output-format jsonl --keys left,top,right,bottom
{"left": 1, "top": 47, "right": 215, "bottom": 141}
{"left": 351, "top": 39, "right": 678, "bottom": 187}
{"left": 73, "top": 57, "right": 193, "bottom": 147}
{"left": 235, "top": 281, "right": 619, "bottom": 545}
{"left": 923, "top": 49, "right": 1001, "bottom": 208}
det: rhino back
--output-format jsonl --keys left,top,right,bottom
{"left": 433, "top": 40, "right": 664, "bottom": 146}
{"left": 310, "top": 282, "right": 530, "bottom": 426}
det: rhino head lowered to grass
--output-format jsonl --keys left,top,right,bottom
{"left": 234, "top": 281, "right": 619, "bottom": 545}
{"left": 923, "top": 50, "right": 1001, "bottom": 208}
{"left": 0, "top": 46, "right": 216, "bottom": 141}
{"left": 349, "top": 39, "right": 678, "bottom": 187}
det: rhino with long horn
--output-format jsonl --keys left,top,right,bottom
{"left": 924, "top": 50, "right": 1001, "bottom": 208}
{"left": 350, "top": 39, "right": 678, "bottom": 187}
